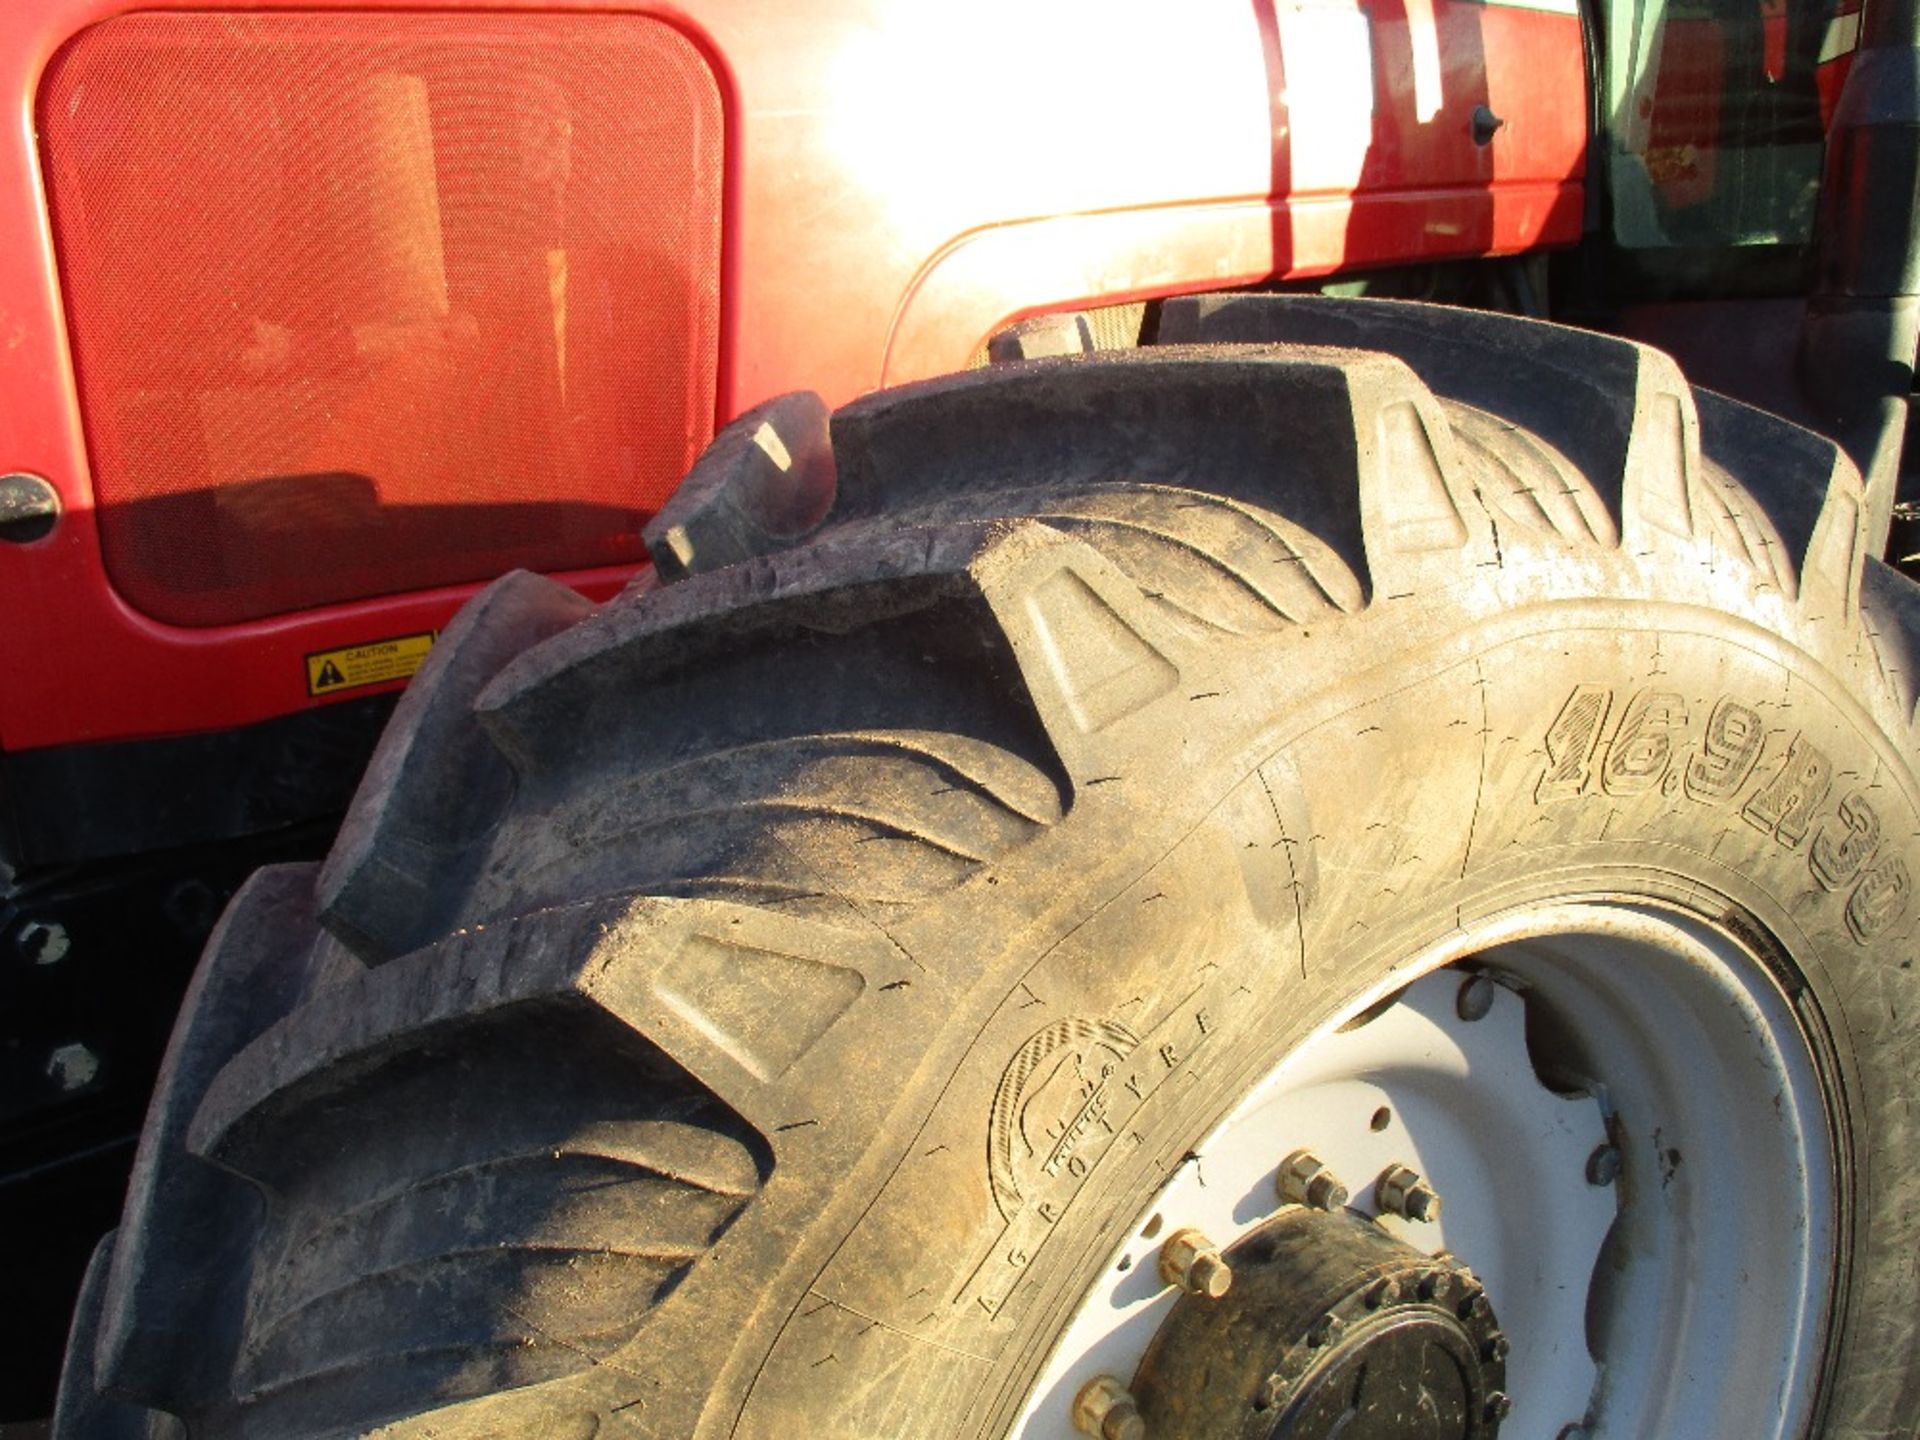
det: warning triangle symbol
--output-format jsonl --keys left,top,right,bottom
{"left": 315, "top": 660, "right": 347, "bottom": 689}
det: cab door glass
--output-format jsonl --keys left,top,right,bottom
{"left": 1604, "top": 0, "right": 1856, "bottom": 249}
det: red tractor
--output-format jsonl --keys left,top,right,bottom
{"left": 6, "top": 0, "right": 1919, "bottom": 1435}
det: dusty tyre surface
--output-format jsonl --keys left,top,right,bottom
{"left": 56, "top": 297, "right": 1920, "bottom": 1439}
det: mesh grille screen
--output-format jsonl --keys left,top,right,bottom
{"left": 41, "top": 13, "right": 723, "bottom": 627}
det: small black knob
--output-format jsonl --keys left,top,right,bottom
{"left": 1472, "top": 105, "right": 1505, "bottom": 148}
{"left": 0, "top": 473, "right": 60, "bottom": 543}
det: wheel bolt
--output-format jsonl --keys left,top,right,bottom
{"left": 1376, "top": 1163, "right": 1443, "bottom": 1222}
{"left": 1306, "top": 1312, "right": 1344, "bottom": 1348}
{"left": 1278, "top": 1149, "right": 1350, "bottom": 1211}
{"left": 1363, "top": 1276, "right": 1401, "bottom": 1309}
{"left": 1072, "top": 1375, "right": 1146, "bottom": 1440}
{"left": 1456, "top": 972, "right": 1496, "bottom": 1021}
{"left": 1485, "top": 1391, "right": 1514, "bottom": 1422}
{"left": 1158, "top": 1228, "right": 1232, "bottom": 1299}
{"left": 1417, "top": 1269, "right": 1453, "bottom": 1303}
{"left": 1587, "top": 1142, "right": 1622, "bottom": 1187}
{"left": 1482, "top": 1331, "right": 1511, "bottom": 1362}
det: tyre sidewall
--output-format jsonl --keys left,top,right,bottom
{"left": 732, "top": 606, "right": 1920, "bottom": 1440}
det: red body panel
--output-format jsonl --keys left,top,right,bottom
{"left": 0, "top": 0, "right": 1587, "bottom": 751}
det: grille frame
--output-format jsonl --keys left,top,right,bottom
{"left": 38, "top": 9, "right": 726, "bottom": 628}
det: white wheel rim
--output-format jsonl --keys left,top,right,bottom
{"left": 1015, "top": 902, "right": 1836, "bottom": 1440}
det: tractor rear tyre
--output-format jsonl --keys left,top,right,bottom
{"left": 55, "top": 297, "right": 1920, "bottom": 1439}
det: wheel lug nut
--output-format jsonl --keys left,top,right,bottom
{"left": 1456, "top": 972, "right": 1496, "bottom": 1021}
{"left": 1485, "top": 1391, "right": 1514, "bottom": 1422}
{"left": 1587, "top": 1142, "right": 1622, "bottom": 1187}
{"left": 1072, "top": 1375, "right": 1146, "bottom": 1440}
{"left": 1158, "top": 1228, "right": 1232, "bottom": 1299}
{"left": 1278, "top": 1149, "right": 1350, "bottom": 1211}
{"left": 1417, "top": 1269, "right": 1453, "bottom": 1303}
{"left": 1306, "top": 1312, "right": 1344, "bottom": 1347}
{"left": 1482, "top": 1330, "right": 1511, "bottom": 1362}
{"left": 1376, "top": 1163, "right": 1443, "bottom": 1222}
{"left": 1363, "top": 1276, "right": 1401, "bottom": 1309}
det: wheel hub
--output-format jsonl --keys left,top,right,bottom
{"left": 1131, "top": 1207, "right": 1508, "bottom": 1440}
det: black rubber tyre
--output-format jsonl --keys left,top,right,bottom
{"left": 55, "top": 297, "right": 1920, "bottom": 1439}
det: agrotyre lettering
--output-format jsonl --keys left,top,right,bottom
{"left": 54, "top": 297, "right": 1920, "bottom": 1438}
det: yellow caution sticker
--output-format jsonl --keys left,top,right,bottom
{"left": 305, "top": 631, "right": 437, "bottom": 697}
